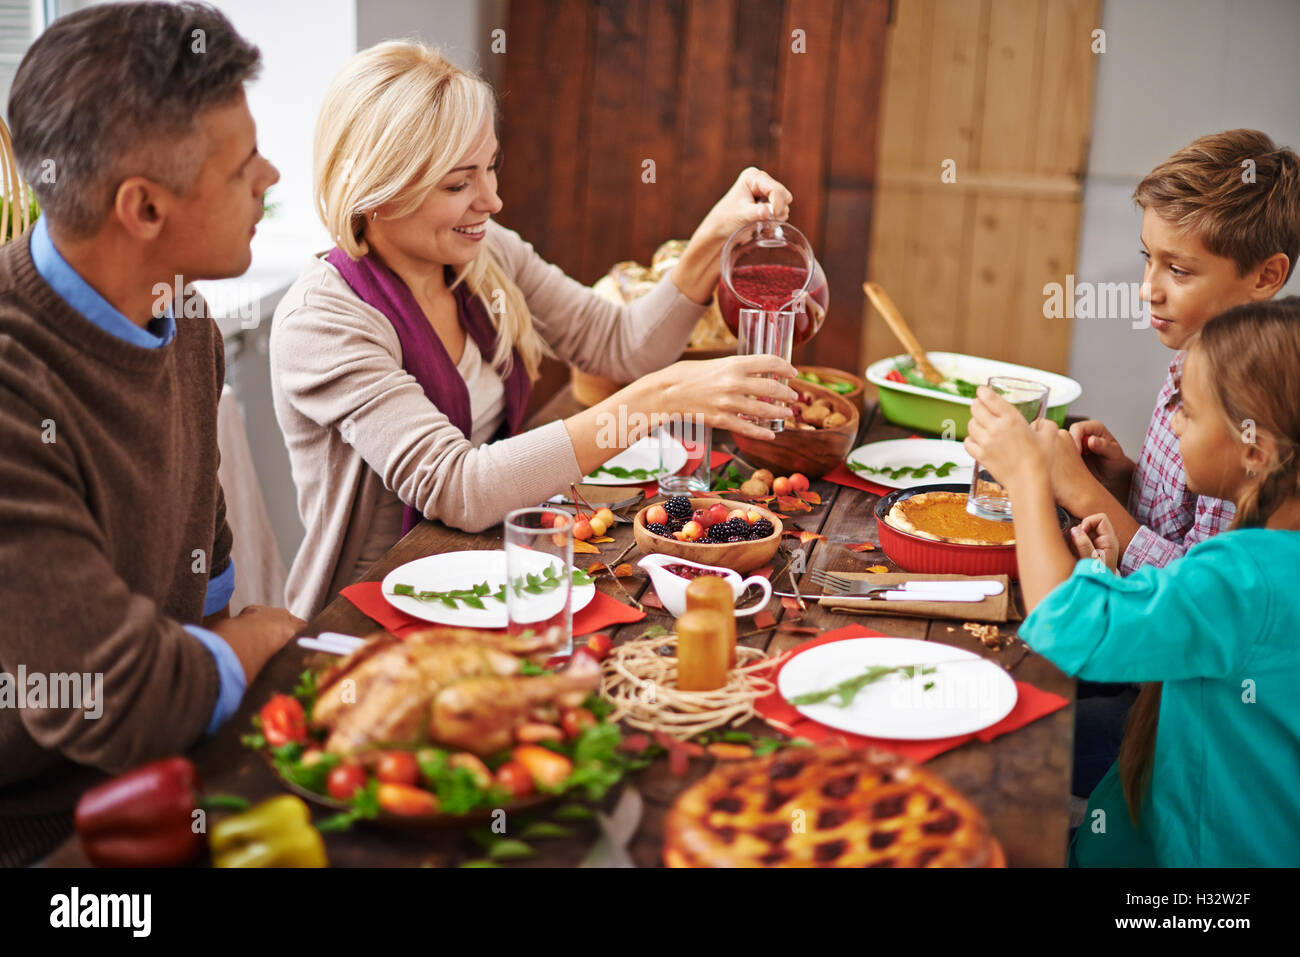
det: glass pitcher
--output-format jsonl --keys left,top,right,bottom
{"left": 716, "top": 220, "right": 829, "bottom": 348}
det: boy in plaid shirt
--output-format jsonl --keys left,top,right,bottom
{"left": 1050, "top": 130, "right": 1299, "bottom": 801}
{"left": 1052, "top": 130, "right": 1299, "bottom": 573}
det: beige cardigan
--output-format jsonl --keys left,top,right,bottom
{"left": 269, "top": 221, "right": 706, "bottom": 619}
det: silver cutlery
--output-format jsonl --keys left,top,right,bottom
{"left": 297, "top": 631, "right": 366, "bottom": 655}
{"left": 807, "top": 568, "right": 1005, "bottom": 598}
{"left": 775, "top": 589, "right": 988, "bottom": 603}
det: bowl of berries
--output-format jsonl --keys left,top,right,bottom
{"left": 634, "top": 496, "right": 783, "bottom": 574}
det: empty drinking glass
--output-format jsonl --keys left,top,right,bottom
{"left": 504, "top": 507, "right": 574, "bottom": 656}
{"left": 657, "top": 418, "right": 712, "bottom": 495}
{"left": 967, "top": 376, "right": 1051, "bottom": 521}
{"left": 736, "top": 306, "right": 796, "bottom": 432}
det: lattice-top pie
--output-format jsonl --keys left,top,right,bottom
{"left": 663, "top": 745, "right": 998, "bottom": 867}
{"left": 885, "top": 491, "right": 1016, "bottom": 546}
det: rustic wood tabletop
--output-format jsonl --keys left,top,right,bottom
{"left": 45, "top": 390, "right": 1074, "bottom": 868}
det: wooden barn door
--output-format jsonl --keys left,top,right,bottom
{"left": 498, "top": 0, "right": 891, "bottom": 387}
{"left": 866, "top": 0, "right": 1101, "bottom": 376}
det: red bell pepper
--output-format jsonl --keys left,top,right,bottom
{"left": 74, "top": 757, "right": 203, "bottom": 867}
{"left": 884, "top": 369, "right": 907, "bottom": 384}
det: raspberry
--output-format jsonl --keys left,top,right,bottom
{"left": 647, "top": 522, "right": 672, "bottom": 538}
{"left": 664, "top": 496, "right": 693, "bottom": 521}
{"left": 749, "top": 518, "right": 775, "bottom": 540}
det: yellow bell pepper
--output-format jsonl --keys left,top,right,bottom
{"left": 209, "top": 795, "right": 327, "bottom": 868}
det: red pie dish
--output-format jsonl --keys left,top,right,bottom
{"left": 873, "top": 483, "right": 1071, "bottom": 580}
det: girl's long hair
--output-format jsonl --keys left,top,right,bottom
{"left": 313, "top": 41, "right": 544, "bottom": 379}
{"left": 1119, "top": 296, "right": 1300, "bottom": 822}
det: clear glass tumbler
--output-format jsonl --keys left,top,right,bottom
{"left": 503, "top": 507, "right": 574, "bottom": 656}
{"left": 657, "top": 418, "right": 713, "bottom": 495}
{"left": 967, "top": 376, "right": 1051, "bottom": 522}
{"left": 736, "top": 306, "right": 796, "bottom": 432}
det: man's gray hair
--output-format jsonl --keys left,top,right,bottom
{"left": 8, "top": 2, "right": 261, "bottom": 235}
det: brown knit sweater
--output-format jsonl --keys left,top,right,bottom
{"left": 0, "top": 234, "right": 230, "bottom": 861}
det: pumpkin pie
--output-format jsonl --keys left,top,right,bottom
{"left": 884, "top": 491, "right": 1015, "bottom": 546}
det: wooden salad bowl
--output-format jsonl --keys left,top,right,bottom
{"left": 732, "top": 379, "right": 860, "bottom": 480}
{"left": 796, "top": 365, "right": 867, "bottom": 413}
{"left": 633, "top": 497, "right": 782, "bottom": 574}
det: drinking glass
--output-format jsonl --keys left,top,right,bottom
{"left": 736, "top": 306, "right": 796, "bottom": 432}
{"left": 967, "top": 376, "right": 1051, "bottom": 521}
{"left": 657, "top": 418, "right": 713, "bottom": 495}
{"left": 504, "top": 507, "right": 574, "bottom": 656}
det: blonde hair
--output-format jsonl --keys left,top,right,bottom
{"left": 1118, "top": 297, "right": 1300, "bottom": 824}
{"left": 313, "top": 41, "right": 543, "bottom": 379}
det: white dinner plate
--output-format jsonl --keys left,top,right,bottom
{"left": 844, "top": 438, "right": 975, "bottom": 490}
{"left": 381, "top": 550, "right": 596, "bottom": 628}
{"left": 777, "top": 637, "right": 1017, "bottom": 740}
{"left": 581, "top": 430, "right": 688, "bottom": 486}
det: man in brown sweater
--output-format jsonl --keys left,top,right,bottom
{"left": 0, "top": 2, "right": 301, "bottom": 865}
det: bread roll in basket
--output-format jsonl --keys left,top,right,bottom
{"left": 572, "top": 240, "right": 737, "bottom": 407}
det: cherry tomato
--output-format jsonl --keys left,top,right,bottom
{"left": 561, "top": 707, "right": 597, "bottom": 740}
{"left": 375, "top": 750, "right": 420, "bottom": 786}
{"left": 584, "top": 633, "right": 613, "bottom": 661}
{"left": 259, "top": 694, "right": 307, "bottom": 748}
{"left": 326, "top": 763, "right": 367, "bottom": 800}
{"left": 494, "top": 760, "right": 536, "bottom": 798}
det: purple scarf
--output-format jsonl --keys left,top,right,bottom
{"left": 326, "top": 248, "right": 532, "bottom": 536}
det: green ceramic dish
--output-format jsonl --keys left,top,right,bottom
{"left": 864, "top": 352, "right": 1083, "bottom": 439}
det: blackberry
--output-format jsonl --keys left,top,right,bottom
{"left": 749, "top": 518, "right": 775, "bottom": 540}
{"left": 669, "top": 517, "right": 687, "bottom": 533}
{"left": 722, "top": 518, "right": 751, "bottom": 539}
{"left": 664, "top": 496, "right": 693, "bottom": 521}
{"left": 726, "top": 534, "right": 748, "bottom": 543}
{"left": 647, "top": 522, "right": 672, "bottom": 538}
{"left": 706, "top": 523, "right": 731, "bottom": 542}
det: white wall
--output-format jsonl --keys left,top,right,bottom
{"left": 1071, "top": 0, "right": 1300, "bottom": 453}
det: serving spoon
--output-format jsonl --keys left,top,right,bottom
{"left": 862, "top": 281, "right": 945, "bottom": 385}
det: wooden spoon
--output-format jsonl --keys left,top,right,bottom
{"left": 862, "top": 281, "right": 944, "bottom": 385}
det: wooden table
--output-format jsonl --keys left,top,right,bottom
{"left": 48, "top": 391, "right": 1074, "bottom": 867}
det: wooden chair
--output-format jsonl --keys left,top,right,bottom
{"left": 0, "top": 115, "right": 35, "bottom": 243}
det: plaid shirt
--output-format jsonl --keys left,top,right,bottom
{"left": 1120, "top": 351, "right": 1236, "bottom": 574}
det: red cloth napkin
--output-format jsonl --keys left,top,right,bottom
{"left": 755, "top": 624, "right": 1068, "bottom": 763}
{"left": 636, "top": 449, "right": 733, "bottom": 499}
{"left": 822, "top": 462, "right": 895, "bottom": 497}
{"left": 340, "top": 579, "right": 644, "bottom": 639}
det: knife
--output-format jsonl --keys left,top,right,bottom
{"left": 776, "top": 589, "right": 989, "bottom": 603}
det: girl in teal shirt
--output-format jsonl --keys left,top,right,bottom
{"left": 964, "top": 298, "right": 1300, "bottom": 867}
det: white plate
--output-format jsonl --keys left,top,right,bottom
{"left": 381, "top": 550, "right": 596, "bottom": 628}
{"left": 845, "top": 438, "right": 975, "bottom": 490}
{"left": 777, "top": 637, "right": 1017, "bottom": 740}
{"left": 582, "top": 430, "right": 688, "bottom": 486}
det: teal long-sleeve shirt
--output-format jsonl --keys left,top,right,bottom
{"left": 1019, "top": 528, "right": 1300, "bottom": 867}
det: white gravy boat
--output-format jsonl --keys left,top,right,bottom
{"left": 638, "top": 554, "right": 773, "bottom": 618}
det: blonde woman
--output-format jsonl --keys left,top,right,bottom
{"left": 270, "top": 42, "right": 800, "bottom": 618}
